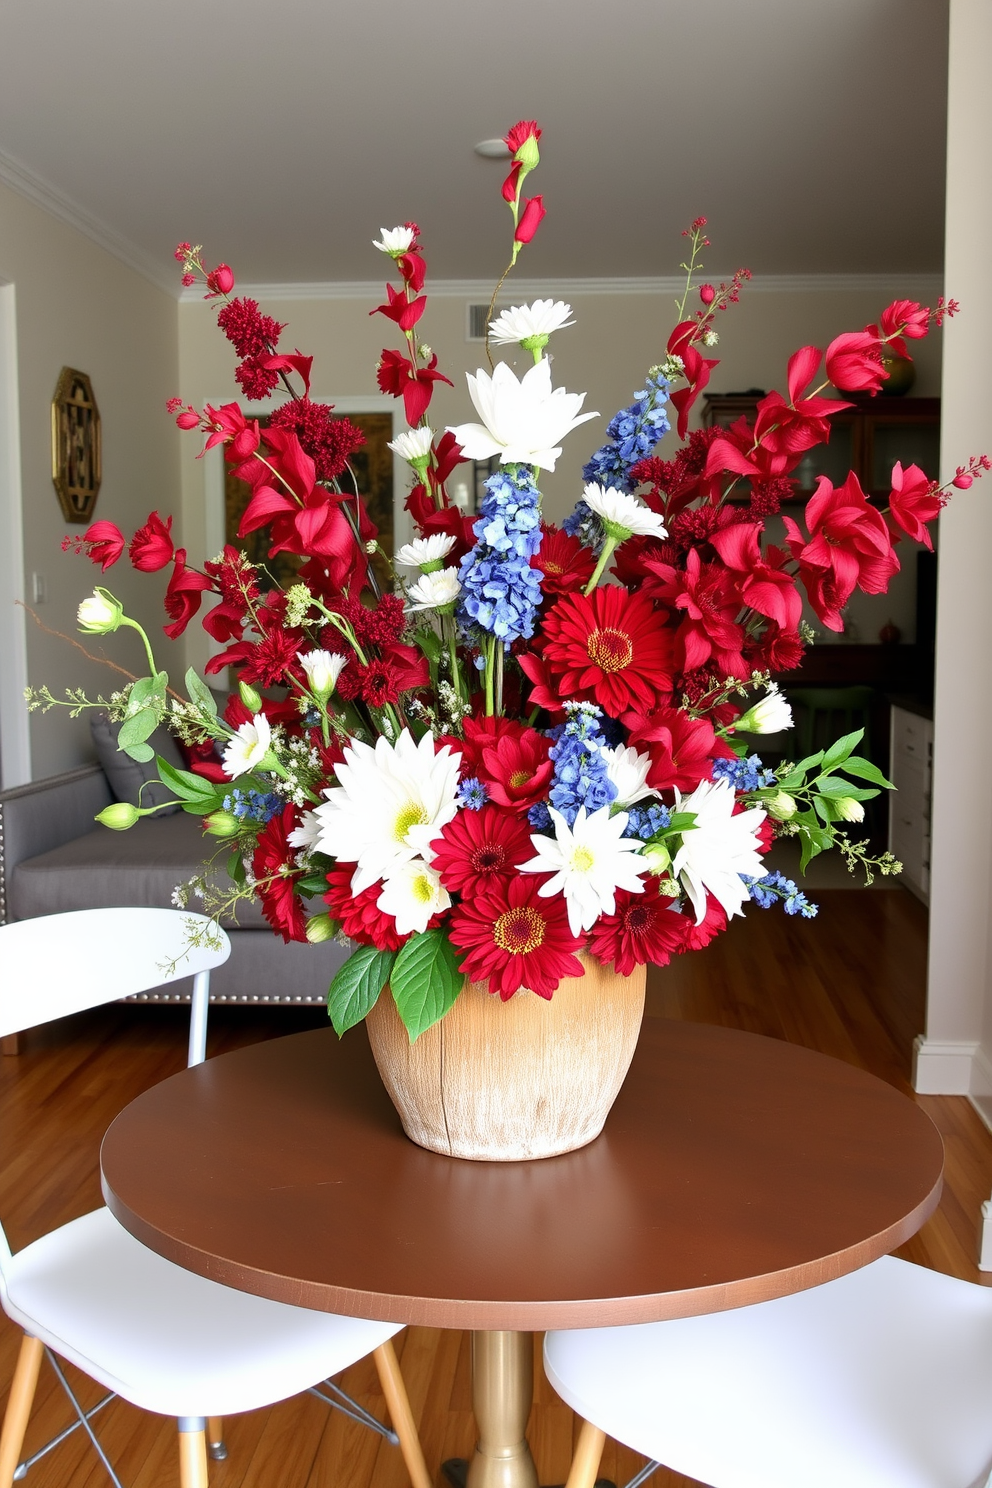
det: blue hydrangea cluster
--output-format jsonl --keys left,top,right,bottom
{"left": 527, "top": 801, "right": 553, "bottom": 830}
{"left": 581, "top": 368, "right": 672, "bottom": 493}
{"left": 624, "top": 803, "right": 672, "bottom": 840}
{"left": 222, "top": 789, "right": 283, "bottom": 824}
{"left": 457, "top": 466, "right": 544, "bottom": 646}
{"left": 546, "top": 704, "right": 617, "bottom": 826}
{"left": 712, "top": 754, "right": 778, "bottom": 792}
{"left": 743, "top": 871, "right": 818, "bottom": 918}
{"left": 456, "top": 777, "right": 488, "bottom": 811}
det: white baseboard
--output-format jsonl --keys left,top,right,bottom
{"left": 912, "top": 1036, "right": 980, "bottom": 1094}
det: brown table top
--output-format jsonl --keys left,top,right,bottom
{"left": 100, "top": 1019, "right": 943, "bottom": 1330}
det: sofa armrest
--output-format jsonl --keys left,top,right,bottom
{"left": 0, "top": 765, "right": 113, "bottom": 923}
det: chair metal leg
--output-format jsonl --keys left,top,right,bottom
{"left": 44, "top": 1350, "right": 124, "bottom": 1488}
{"left": 565, "top": 1421, "right": 606, "bottom": 1488}
{"left": 0, "top": 1336, "right": 43, "bottom": 1488}
{"left": 178, "top": 1417, "right": 208, "bottom": 1488}
{"left": 13, "top": 1389, "right": 115, "bottom": 1478}
{"left": 374, "top": 1339, "right": 433, "bottom": 1488}
{"left": 207, "top": 1415, "right": 227, "bottom": 1461}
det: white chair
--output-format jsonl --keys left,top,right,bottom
{"left": 545, "top": 1255, "right": 992, "bottom": 1488}
{"left": 0, "top": 908, "right": 431, "bottom": 1488}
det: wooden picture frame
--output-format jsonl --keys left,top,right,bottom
{"left": 52, "top": 367, "right": 102, "bottom": 523}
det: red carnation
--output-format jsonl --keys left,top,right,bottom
{"left": 268, "top": 399, "right": 366, "bottom": 484}
{"left": 431, "top": 806, "right": 534, "bottom": 899}
{"left": 253, "top": 805, "right": 307, "bottom": 944}
{"left": 641, "top": 548, "right": 748, "bottom": 681}
{"left": 216, "top": 297, "right": 284, "bottom": 359}
{"left": 448, "top": 874, "right": 584, "bottom": 1001}
{"left": 163, "top": 549, "right": 211, "bottom": 639}
{"left": 535, "top": 524, "right": 596, "bottom": 596}
{"left": 79, "top": 520, "right": 125, "bottom": 571}
{"left": 529, "top": 586, "right": 674, "bottom": 716}
{"left": 887, "top": 461, "right": 941, "bottom": 550}
{"left": 235, "top": 355, "right": 280, "bottom": 401}
{"left": 324, "top": 864, "right": 404, "bottom": 951}
{"left": 587, "top": 883, "right": 690, "bottom": 976}
{"left": 129, "top": 511, "right": 174, "bottom": 572}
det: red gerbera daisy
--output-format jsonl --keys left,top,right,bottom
{"left": 448, "top": 875, "right": 584, "bottom": 1001}
{"left": 324, "top": 863, "right": 404, "bottom": 951}
{"left": 431, "top": 806, "right": 534, "bottom": 899}
{"left": 253, "top": 806, "right": 307, "bottom": 944}
{"left": 534, "top": 523, "right": 596, "bottom": 596}
{"left": 587, "top": 883, "right": 690, "bottom": 977}
{"left": 530, "top": 586, "right": 674, "bottom": 715}
{"left": 479, "top": 730, "right": 553, "bottom": 812}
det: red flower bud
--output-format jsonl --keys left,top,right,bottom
{"left": 206, "top": 264, "right": 235, "bottom": 296}
{"left": 953, "top": 471, "right": 974, "bottom": 489}
{"left": 129, "top": 512, "right": 175, "bottom": 573}
{"left": 514, "top": 196, "right": 546, "bottom": 246}
{"left": 699, "top": 284, "right": 716, "bottom": 306}
{"left": 175, "top": 407, "right": 200, "bottom": 430}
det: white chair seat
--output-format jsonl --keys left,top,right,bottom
{"left": 544, "top": 1256, "right": 992, "bottom": 1488}
{"left": 2, "top": 1206, "right": 399, "bottom": 1419}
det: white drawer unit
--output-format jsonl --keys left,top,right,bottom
{"left": 888, "top": 704, "right": 933, "bottom": 903}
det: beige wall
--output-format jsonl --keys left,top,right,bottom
{"left": 0, "top": 181, "right": 180, "bottom": 781}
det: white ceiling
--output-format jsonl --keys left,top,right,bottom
{"left": 0, "top": 0, "right": 948, "bottom": 291}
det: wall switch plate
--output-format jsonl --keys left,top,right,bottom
{"left": 31, "top": 572, "right": 47, "bottom": 603}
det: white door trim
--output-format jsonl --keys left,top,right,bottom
{"left": 0, "top": 281, "right": 30, "bottom": 786}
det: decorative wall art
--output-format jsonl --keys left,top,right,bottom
{"left": 51, "top": 367, "right": 101, "bottom": 523}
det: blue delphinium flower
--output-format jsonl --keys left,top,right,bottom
{"left": 742, "top": 870, "right": 818, "bottom": 918}
{"left": 457, "top": 465, "right": 544, "bottom": 647}
{"left": 581, "top": 367, "right": 672, "bottom": 494}
{"left": 222, "top": 789, "right": 283, "bottom": 825}
{"left": 456, "top": 777, "right": 489, "bottom": 811}
{"left": 624, "top": 802, "right": 672, "bottom": 841}
{"left": 546, "top": 702, "right": 617, "bottom": 826}
{"left": 527, "top": 801, "right": 553, "bottom": 831}
{"left": 712, "top": 754, "right": 778, "bottom": 792}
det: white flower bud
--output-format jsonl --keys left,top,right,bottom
{"left": 77, "top": 589, "right": 123, "bottom": 634}
{"left": 737, "top": 684, "right": 794, "bottom": 735}
{"left": 833, "top": 797, "right": 865, "bottom": 822}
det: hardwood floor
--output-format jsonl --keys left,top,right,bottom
{"left": 0, "top": 885, "right": 989, "bottom": 1487}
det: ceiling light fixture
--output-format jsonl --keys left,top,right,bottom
{"left": 474, "top": 139, "right": 511, "bottom": 159}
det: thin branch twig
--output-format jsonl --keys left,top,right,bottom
{"left": 17, "top": 602, "right": 186, "bottom": 703}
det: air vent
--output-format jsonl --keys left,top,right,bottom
{"left": 467, "top": 302, "right": 510, "bottom": 341}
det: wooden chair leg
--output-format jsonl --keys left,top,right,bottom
{"left": 178, "top": 1420, "right": 209, "bottom": 1488}
{"left": 0, "top": 1334, "right": 43, "bottom": 1488}
{"left": 565, "top": 1419, "right": 606, "bottom": 1488}
{"left": 207, "top": 1415, "right": 227, "bottom": 1460}
{"left": 373, "top": 1338, "right": 433, "bottom": 1488}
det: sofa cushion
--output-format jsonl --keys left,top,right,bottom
{"left": 10, "top": 811, "right": 267, "bottom": 929}
{"left": 90, "top": 712, "right": 185, "bottom": 817}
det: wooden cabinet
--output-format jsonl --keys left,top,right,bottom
{"left": 888, "top": 704, "right": 933, "bottom": 904}
{"left": 703, "top": 393, "right": 940, "bottom": 501}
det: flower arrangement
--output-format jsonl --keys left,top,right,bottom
{"left": 35, "top": 121, "right": 988, "bottom": 1043}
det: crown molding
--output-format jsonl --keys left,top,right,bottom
{"left": 0, "top": 146, "right": 176, "bottom": 296}
{"left": 180, "top": 271, "right": 944, "bottom": 305}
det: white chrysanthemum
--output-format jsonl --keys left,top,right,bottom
{"left": 670, "top": 778, "right": 767, "bottom": 925}
{"left": 297, "top": 649, "right": 347, "bottom": 698}
{"left": 582, "top": 483, "right": 668, "bottom": 540}
{"left": 314, "top": 729, "right": 462, "bottom": 894}
{"left": 736, "top": 682, "right": 794, "bottom": 735}
{"left": 222, "top": 713, "right": 273, "bottom": 780}
{"left": 373, "top": 225, "right": 416, "bottom": 255}
{"left": 395, "top": 534, "right": 457, "bottom": 570}
{"left": 447, "top": 358, "right": 598, "bottom": 474}
{"left": 520, "top": 805, "right": 648, "bottom": 937}
{"left": 488, "top": 299, "right": 575, "bottom": 346}
{"left": 388, "top": 427, "right": 433, "bottom": 463}
{"left": 406, "top": 569, "right": 461, "bottom": 611}
{"left": 287, "top": 809, "right": 322, "bottom": 852}
{"left": 599, "top": 743, "right": 655, "bottom": 808}
{"left": 377, "top": 859, "right": 451, "bottom": 936}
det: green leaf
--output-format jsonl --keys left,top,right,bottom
{"left": 798, "top": 822, "right": 832, "bottom": 873}
{"left": 665, "top": 812, "right": 698, "bottom": 833}
{"left": 815, "top": 777, "right": 877, "bottom": 801}
{"left": 297, "top": 871, "right": 330, "bottom": 896}
{"left": 227, "top": 848, "right": 246, "bottom": 885}
{"left": 413, "top": 626, "right": 443, "bottom": 664}
{"left": 792, "top": 751, "right": 824, "bottom": 776}
{"left": 390, "top": 929, "right": 464, "bottom": 1042}
{"left": 125, "top": 741, "right": 154, "bottom": 763}
{"left": 155, "top": 758, "right": 220, "bottom": 804}
{"left": 819, "top": 729, "right": 864, "bottom": 773}
{"left": 841, "top": 755, "right": 894, "bottom": 789}
{"left": 185, "top": 667, "right": 218, "bottom": 718}
{"left": 327, "top": 946, "right": 395, "bottom": 1036}
{"left": 117, "top": 707, "right": 159, "bottom": 752}
{"left": 129, "top": 671, "right": 169, "bottom": 709}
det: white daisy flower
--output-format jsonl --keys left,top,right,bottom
{"left": 670, "top": 778, "right": 767, "bottom": 925}
{"left": 488, "top": 299, "right": 575, "bottom": 348}
{"left": 287, "top": 810, "right": 322, "bottom": 852}
{"left": 406, "top": 569, "right": 461, "bottom": 612}
{"left": 297, "top": 649, "right": 347, "bottom": 699}
{"left": 447, "top": 358, "right": 598, "bottom": 474}
{"left": 377, "top": 859, "right": 451, "bottom": 937}
{"left": 314, "top": 729, "right": 462, "bottom": 894}
{"left": 395, "top": 534, "right": 457, "bottom": 570}
{"left": 221, "top": 713, "right": 273, "bottom": 780}
{"left": 599, "top": 743, "right": 655, "bottom": 808}
{"left": 373, "top": 225, "right": 416, "bottom": 256}
{"left": 582, "top": 483, "right": 668, "bottom": 541}
{"left": 388, "top": 427, "right": 434, "bottom": 465}
{"left": 736, "top": 683, "right": 794, "bottom": 735}
{"left": 520, "top": 804, "right": 649, "bottom": 937}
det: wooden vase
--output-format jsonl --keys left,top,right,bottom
{"left": 364, "top": 953, "right": 646, "bottom": 1162}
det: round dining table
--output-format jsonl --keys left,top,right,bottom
{"left": 100, "top": 1017, "right": 943, "bottom": 1488}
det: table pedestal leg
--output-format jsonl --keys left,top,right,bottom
{"left": 443, "top": 1331, "right": 539, "bottom": 1488}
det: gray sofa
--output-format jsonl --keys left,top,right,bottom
{"left": 0, "top": 764, "right": 348, "bottom": 1005}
